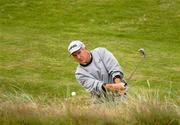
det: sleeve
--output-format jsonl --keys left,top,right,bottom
{"left": 98, "top": 48, "right": 124, "bottom": 79}
{"left": 75, "top": 69, "right": 104, "bottom": 95}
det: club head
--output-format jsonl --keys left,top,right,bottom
{"left": 138, "top": 48, "right": 145, "bottom": 58}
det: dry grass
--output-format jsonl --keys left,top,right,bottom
{"left": 0, "top": 90, "right": 179, "bottom": 125}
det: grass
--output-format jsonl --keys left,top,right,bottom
{"left": 0, "top": 0, "right": 180, "bottom": 124}
{"left": 0, "top": 89, "right": 179, "bottom": 125}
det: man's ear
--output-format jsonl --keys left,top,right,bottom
{"left": 81, "top": 47, "right": 87, "bottom": 52}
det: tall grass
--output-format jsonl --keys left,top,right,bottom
{"left": 0, "top": 89, "right": 179, "bottom": 125}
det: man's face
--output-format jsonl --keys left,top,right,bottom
{"left": 72, "top": 48, "right": 90, "bottom": 65}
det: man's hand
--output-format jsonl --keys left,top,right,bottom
{"left": 103, "top": 76, "right": 126, "bottom": 95}
{"left": 116, "top": 82, "right": 126, "bottom": 95}
{"left": 114, "top": 77, "right": 126, "bottom": 94}
{"left": 104, "top": 82, "right": 125, "bottom": 93}
{"left": 114, "top": 77, "right": 121, "bottom": 84}
{"left": 113, "top": 82, "right": 126, "bottom": 92}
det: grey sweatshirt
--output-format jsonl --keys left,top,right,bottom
{"left": 75, "top": 47, "right": 126, "bottom": 95}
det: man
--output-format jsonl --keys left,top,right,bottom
{"left": 68, "top": 40, "right": 128, "bottom": 102}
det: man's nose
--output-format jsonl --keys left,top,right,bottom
{"left": 76, "top": 54, "right": 81, "bottom": 59}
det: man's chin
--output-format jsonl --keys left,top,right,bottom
{"left": 80, "top": 61, "right": 87, "bottom": 65}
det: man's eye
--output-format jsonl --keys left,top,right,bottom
{"left": 77, "top": 51, "right": 81, "bottom": 54}
{"left": 72, "top": 54, "right": 77, "bottom": 57}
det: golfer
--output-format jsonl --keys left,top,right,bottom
{"left": 68, "top": 40, "right": 128, "bottom": 102}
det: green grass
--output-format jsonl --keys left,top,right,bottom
{"left": 0, "top": 0, "right": 180, "bottom": 124}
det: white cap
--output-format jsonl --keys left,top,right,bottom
{"left": 68, "top": 40, "right": 85, "bottom": 55}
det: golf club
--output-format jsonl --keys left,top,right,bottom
{"left": 126, "top": 48, "right": 146, "bottom": 82}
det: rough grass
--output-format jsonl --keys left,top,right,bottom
{"left": 0, "top": 89, "right": 179, "bottom": 125}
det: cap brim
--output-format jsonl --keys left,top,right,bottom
{"left": 69, "top": 47, "right": 81, "bottom": 56}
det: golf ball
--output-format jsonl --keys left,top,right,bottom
{"left": 71, "top": 92, "right": 76, "bottom": 96}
